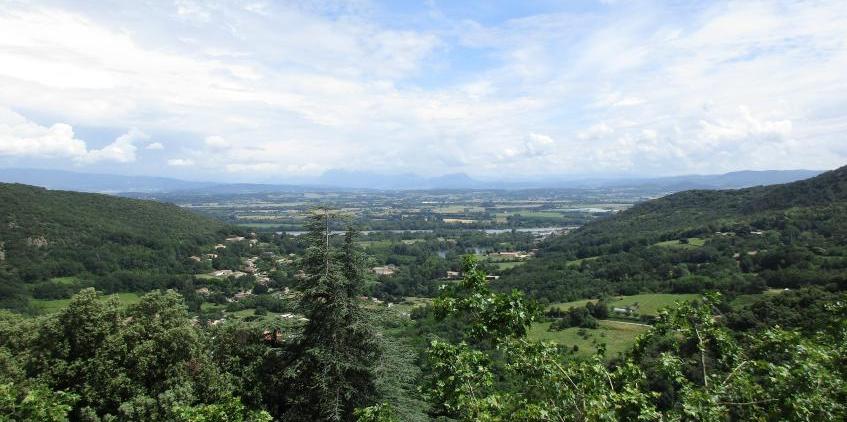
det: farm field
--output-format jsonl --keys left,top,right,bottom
{"left": 33, "top": 292, "right": 143, "bottom": 313}
{"left": 547, "top": 293, "right": 701, "bottom": 316}
{"left": 528, "top": 319, "right": 650, "bottom": 358}
{"left": 729, "top": 288, "right": 786, "bottom": 308}
{"left": 653, "top": 237, "right": 707, "bottom": 249}
{"left": 492, "top": 261, "right": 525, "bottom": 271}
{"left": 565, "top": 256, "right": 599, "bottom": 267}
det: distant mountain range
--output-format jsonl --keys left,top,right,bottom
{"left": 0, "top": 168, "right": 216, "bottom": 193}
{"left": 0, "top": 167, "right": 825, "bottom": 194}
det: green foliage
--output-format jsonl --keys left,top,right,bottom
{"left": 173, "top": 396, "right": 272, "bottom": 422}
{"left": 0, "top": 288, "right": 239, "bottom": 421}
{"left": 433, "top": 255, "right": 538, "bottom": 342}
{"left": 283, "top": 209, "right": 382, "bottom": 421}
{"left": 0, "top": 382, "right": 78, "bottom": 422}
{"left": 426, "top": 256, "right": 847, "bottom": 421}
{"left": 425, "top": 260, "right": 658, "bottom": 420}
{"left": 354, "top": 403, "right": 396, "bottom": 422}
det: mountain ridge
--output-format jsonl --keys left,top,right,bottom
{"left": 0, "top": 167, "right": 824, "bottom": 193}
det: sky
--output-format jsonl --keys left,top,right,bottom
{"left": 1, "top": 0, "right": 846, "bottom": 182}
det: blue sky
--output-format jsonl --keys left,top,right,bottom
{"left": 1, "top": 0, "right": 846, "bottom": 182}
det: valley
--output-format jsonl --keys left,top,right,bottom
{"left": 1, "top": 166, "right": 846, "bottom": 420}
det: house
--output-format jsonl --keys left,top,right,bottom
{"left": 493, "top": 251, "right": 529, "bottom": 260}
{"left": 210, "top": 270, "right": 247, "bottom": 278}
{"left": 233, "top": 291, "right": 252, "bottom": 301}
{"left": 204, "top": 253, "right": 218, "bottom": 259}
{"left": 214, "top": 244, "right": 227, "bottom": 250}
{"left": 225, "top": 236, "right": 246, "bottom": 242}
{"left": 613, "top": 307, "right": 633, "bottom": 315}
{"left": 485, "top": 275, "right": 500, "bottom": 281}
{"left": 262, "top": 328, "right": 284, "bottom": 344}
{"left": 372, "top": 265, "right": 398, "bottom": 276}
{"left": 188, "top": 256, "right": 202, "bottom": 262}
{"left": 446, "top": 271, "right": 462, "bottom": 279}
{"left": 195, "top": 287, "right": 210, "bottom": 296}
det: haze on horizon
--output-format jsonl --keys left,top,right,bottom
{"left": 1, "top": 0, "right": 846, "bottom": 183}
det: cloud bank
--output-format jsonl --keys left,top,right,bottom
{"left": 0, "top": 0, "right": 845, "bottom": 179}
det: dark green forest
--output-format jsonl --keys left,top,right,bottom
{"left": 496, "top": 165, "right": 847, "bottom": 303}
{"left": 0, "top": 183, "right": 234, "bottom": 311}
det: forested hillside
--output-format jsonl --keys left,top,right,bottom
{"left": 497, "top": 165, "right": 847, "bottom": 302}
{"left": 0, "top": 183, "right": 231, "bottom": 311}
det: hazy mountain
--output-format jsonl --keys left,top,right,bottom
{"left": 604, "top": 170, "right": 824, "bottom": 190}
{"left": 0, "top": 168, "right": 215, "bottom": 193}
{"left": 0, "top": 167, "right": 823, "bottom": 194}
{"left": 315, "top": 170, "right": 484, "bottom": 189}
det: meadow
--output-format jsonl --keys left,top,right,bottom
{"left": 32, "top": 292, "right": 143, "bottom": 313}
{"left": 528, "top": 319, "right": 650, "bottom": 357}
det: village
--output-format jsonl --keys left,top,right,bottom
{"left": 187, "top": 226, "right": 551, "bottom": 327}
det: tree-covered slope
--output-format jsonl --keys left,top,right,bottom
{"left": 497, "top": 165, "right": 847, "bottom": 303}
{"left": 551, "top": 165, "right": 847, "bottom": 256}
{"left": 0, "top": 183, "right": 230, "bottom": 310}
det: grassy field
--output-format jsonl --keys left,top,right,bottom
{"left": 496, "top": 211, "right": 566, "bottom": 219}
{"left": 528, "top": 319, "right": 650, "bottom": 357}
{"left": 33, "top": 292, "right": 143, "bottom": 313}
{"left": 357, "top": 239, "right": 393, "bottom": 248}
{"left": 391, "top": 297, "right": 432, "bottom": 314}
{"left": 653, "top": 237, "right": 706, "bottom": 249}
{"left": 48, "top": 276, "right": 83, "bottom": 285}
{"left": 565, "top": 256, "right": 599, "bottom": 267}
{"left": 730, "top": 288, "right": 786, "bottom": 308}
{"left": 548, "top": 293, "right": 701, "bottom": 316}
{"left": 493, "top": 261, "right": 525, "bottom": 271}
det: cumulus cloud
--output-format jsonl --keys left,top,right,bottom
{"left": 145, "top": 142, "right": 164, "bottom": 150}
{"left": 0, "top": 108, "right": 146, "bottom": 164}
{"left": 0, "top": 108, "right": 87, "bottom": 158}
{"left": 77, "top": 128, "right": 147, "bottom": 164}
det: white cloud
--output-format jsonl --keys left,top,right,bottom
{"left": 167, "top": 158, "right": 195, "bottom": 167}
{"left": 145, "top": 142, "right": 164, "bottom": 150}
{"left": 77, "top": 128, "right": 147, "bottom": 164}
{"left": 0, "top": 108, "right": 147, "bottom": 164}
{"left": 0, "top": 108, "right": 87, "bottom": 158}
{"left": 578, "top": 123, "right": 615, "bottom": 141}
{"left": 0, "top": 1, "right": 845, "bottom": 178}
{"left": 204, "top": 136, "right": 230, "bottom": 149}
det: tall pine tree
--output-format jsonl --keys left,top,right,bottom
{"left": 284, "top": 208, "right": 381, "bottom": 421}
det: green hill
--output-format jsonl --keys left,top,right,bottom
{"left": 0, "top": 183, "right": 231, "bottom": 311}
{"left": 497, "top": 166, "right": 847, "bottom": 303}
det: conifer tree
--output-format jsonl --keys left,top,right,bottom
{"left": 284, "top": 209, "right": 380, "bottom": 421}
